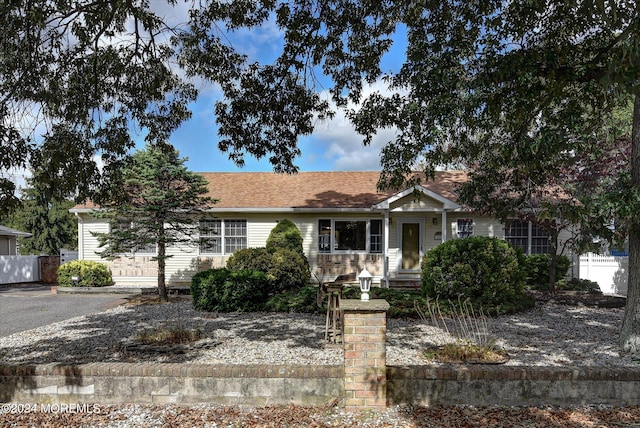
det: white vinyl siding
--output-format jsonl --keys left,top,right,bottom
{"left": 83, "top": 217, "right": 109, "bottom": 262}
{"left": 389, "top": 194, "right": 444, "bottom": 211}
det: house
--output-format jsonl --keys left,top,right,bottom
{"left": 0, "top": 225, "right": 32, "bottom": 255}
{"left": 70, "top": 170, "right": 573, "bottom": 287}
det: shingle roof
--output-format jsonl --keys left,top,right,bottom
{"left": 202, "top": 170, "right": 466, "bottom": 209}
{"left": 73, "top": 170, "right": 467, "bottom": 210}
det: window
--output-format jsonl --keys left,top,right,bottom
{"left": 319, "top": 219, "right": 332, "bottom": 253}
{"left": 199, "top": 220, "right": 222, "bottom": 254}
{"left": 200, "top": 219, "right": 247, "bottom": 255}
{"left": 505, "top": 220, "right": 549, "bottom": 255}
{"left": 456, "top": 219, "right": 474, "bottom": 238}
{"left": 318, "top": 219, "right": 383, "bottom": 253}
{"left": 335, "top": 220, "right": 366, "bottom": 251}
{"left": 370, "top": 219, "right": 383, "bottom": 253}
{"left": 505, "top": 220, "right": 529, "bottom": 253}
{"left": 530, "top": 223, "right": 550, "bottom": 254}
{"left": 224, "top": 220, "right": 247, "bottom": 254}
{"left": 115, "top": 220, "right": 156, "bottom": 255}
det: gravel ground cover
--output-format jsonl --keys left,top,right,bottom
{"left": 0, "top": 296, "right": 634, "bottom": 367}
{"left": 2, "top": 294, "right": 639, "bottom": 427}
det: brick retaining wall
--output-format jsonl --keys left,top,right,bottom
{"left": 3, "top": 363, "right": 640, "bottom": 407}
{"left": 387, "top": 365, "right": 640, "bottom": 407}
{"left": 0, "top": 364, "right": 343, "bottom": 406}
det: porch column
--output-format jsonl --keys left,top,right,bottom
{"left": 441, "top": 210, "right": 448, "bottom": 242}
{"left": 383, "top": 212, "right": 390, "bottom": 288}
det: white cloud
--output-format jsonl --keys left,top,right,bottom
{"left": 310, "top": 79, "right": 400, "bottom": 171}
{"left": 228, "top": 14, "right": 284, "bottom": 62}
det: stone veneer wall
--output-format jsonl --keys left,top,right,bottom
{"left": 3, "top": 363, "right": 640, "bottom": 407}
{"left": 0, "top": 364, "right": 343, "bottom": 406}
{"left": 317, "top": 254, "right": 383, "bottom": 278}
{"left": 109, "top": 256, "right": 157, "bottom": 277}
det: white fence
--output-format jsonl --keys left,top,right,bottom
{"left": 579, "top": 253, "right": 628, "bottom": 295}
{"left": 0, "top": 255, "right": 40, "bottom": 285}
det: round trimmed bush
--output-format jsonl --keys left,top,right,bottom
{"left": 269, "top": 248, "right": 310, "bottom": 292}
{"left": 266, "top": 219, "right": 310, "bottom": 280}
{"left": 421, "top": 237, "right": 529, "bottom": 313}
{"left": 266, "top": 219, "right": 304, "bottom": 253}
{"left": 57, "top": 260, "right": 113, "bottom": 287}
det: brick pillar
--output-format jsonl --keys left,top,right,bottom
{"left": 341, "top": 299, "right": 390, "bottom": 412}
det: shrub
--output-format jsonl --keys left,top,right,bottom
{"left": 524, "top": 254, "right": 571, "bottom": 290}
{"left": 265, "top": 286, "right": 322, "bottom": 313}
{"left": 226, "top": 247, "right": 273, "bottom": 272}
{"left": 559, "top": 277, "right": 601, "bottom": 293}
{"left": 421, "top": 237, "right": 529, "bottom": 314}
{"left": 266, "top": 219, "right": 311, "bottom": 282}
{"left": 57, "top": 260, "right": 113, "bottom": 287}
{"left": 269, "top": 248, "right": 310, "bottom": 292}
{"left": 191, "top": 268, "right": 272, "bottom": 312}
{"left": 342, "top": 286, "right": 428, "bottom": 318}
{"left": 266, "top": 219, "right": 304, "bottom": 253}
{"left": 265, "top": 286, "right": 428, "bottom": 318}
{"left": 226, "top": 247, "right": 310, "bottom": 292}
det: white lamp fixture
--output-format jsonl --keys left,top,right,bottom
{"left": 358, "top": 267, "right": 373, "bottom": 301}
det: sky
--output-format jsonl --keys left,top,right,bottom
{"left": 137, "top": 4, "right": 408, "bottom": 174}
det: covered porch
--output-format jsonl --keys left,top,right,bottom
{"left": 374, "top": 185, "right": 461, "bottom": 288}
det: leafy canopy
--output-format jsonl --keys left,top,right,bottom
{"left": 3, "top": 2, "right": 639, "bottom": 198}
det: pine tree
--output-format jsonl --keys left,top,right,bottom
{"left": 94, "top": 144, "right": 214, "bottom": 302}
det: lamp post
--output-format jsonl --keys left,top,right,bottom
{"left": 358, "top": 267, "right": 373, "bottom": 301}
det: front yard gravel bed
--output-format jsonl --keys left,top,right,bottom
{"left": 0, "top": 296, "right": 635, "bottom": 367}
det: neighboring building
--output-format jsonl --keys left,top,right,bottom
{"left": 0, "top": 225, "right": 31, "bottom": 255}
{"left": 70, "top": 171, "right": 573, "bottom": 287}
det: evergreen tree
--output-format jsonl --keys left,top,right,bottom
{"left": 94, "top": 144, "right": 214, "bottom": 302}
{"left": 3, "top": 182, "right": 77, "bottom": 255}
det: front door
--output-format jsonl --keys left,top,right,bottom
{"left": 399, "top": 220, "right": 423, "bottom": 272}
